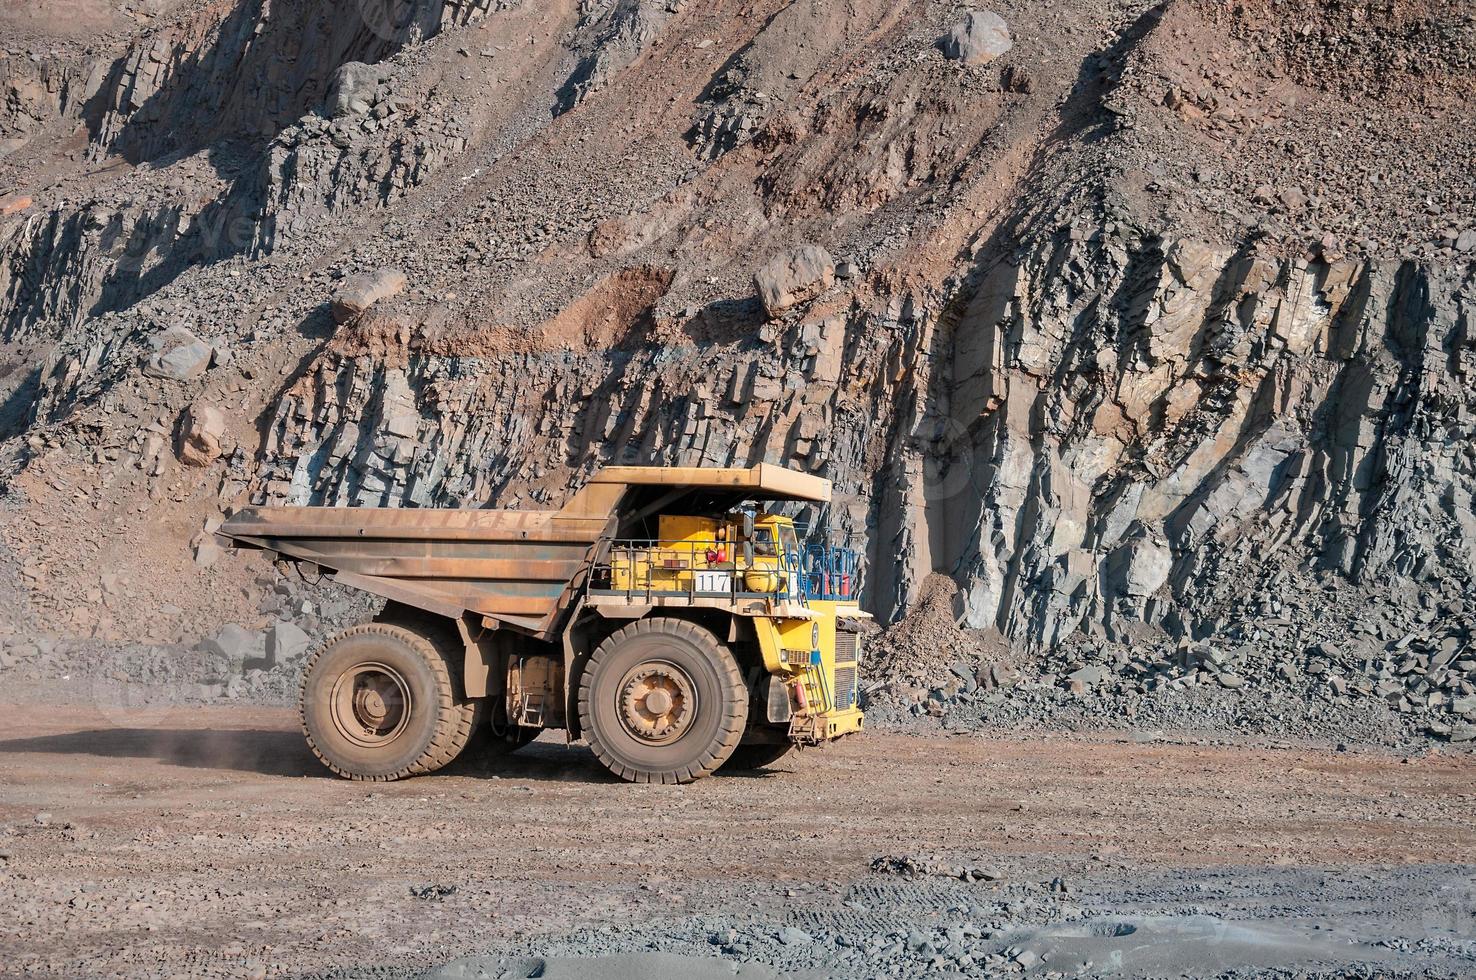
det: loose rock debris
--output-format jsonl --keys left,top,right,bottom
{"left": 870, "top": 854, "right": 1005, "bottom": 883}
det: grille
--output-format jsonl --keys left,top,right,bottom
{"left": 834, "top": 666, "right": 858, "bottom": 711}
{"left": 835, "top": 631, "right": 858, "bottom": 664}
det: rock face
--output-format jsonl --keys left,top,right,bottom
{"left": 922, "top": 233, "right": 1476, "bottom": 648}
{"left": 940, "top": 11, "right": 1013, "bottom": 66}
{"left": 0, "top": 0, "right": 505, "bottom": 341}
{"left": 252, "top": 224, "right": 1476, "bottom": 658}
{"left": 755, "top": 246, "right": 836, "bottom": 318}
{"left": 557, "top": 0, "right": 675, "bottom": 111}
{"left": 0, "top": 0, "right": 1472, "bottom": 743}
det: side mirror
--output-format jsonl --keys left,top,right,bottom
{"left": 743, "top": 541, "right": 754, "bottom": 565}
{"left": 742, "top": 512, "right": 755, "bottom": 539}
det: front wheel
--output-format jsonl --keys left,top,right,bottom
{"left": 578, "top": 618, "right": 747, "bottom": 784}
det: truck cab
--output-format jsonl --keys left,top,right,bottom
{"left": 591, "top": 509, "right": 865, "bottom": 753}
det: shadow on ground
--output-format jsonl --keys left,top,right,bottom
{"left": 446, "top": 739, "right": 794, "bottom": 783}
{"left": 0, "top": 727, "right": 325, "bottom": 778}
{"left": 0, "top": 728, "right": 788, "bottom": 784}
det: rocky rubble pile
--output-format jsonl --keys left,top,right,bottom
{"left": 1083, "top": 0, "right": 1476, "bottom": 260}
{"left": 865, "top": 563, "right": 1475, "bottom": 745}
{"left": 0, "top": 567, "right": 379, "bottom": 705}
{"left": 1036, "top": 579, "right": 1476, "bottom": 742}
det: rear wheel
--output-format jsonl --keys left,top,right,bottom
{"left": 300, "top": 622, "right": 480, "bottom": 781}
{"left": 723, "top": 741, "right": 795, "bottom": 771}
{"left": 578, "top": 618, "right": 747, "bottom": 784}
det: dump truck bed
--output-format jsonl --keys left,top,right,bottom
{"left": 219, "top": 505, "right": 609, "bottom": 633}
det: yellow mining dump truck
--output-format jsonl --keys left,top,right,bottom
{"left": 217, "top": 464, "right": 866, "bottom": 784}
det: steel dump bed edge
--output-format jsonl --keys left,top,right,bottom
{"left": 217, "top": 464, "right": 832, "bottom": 638}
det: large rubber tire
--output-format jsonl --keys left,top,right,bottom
{"left": 578, "top": 618, "right": 747, "bottom": 784}
{"left": 723, "top": 742, "right": 795, "bottom": 771}
{"left": 300, "top": 623, "right": 481, "bottom": 781}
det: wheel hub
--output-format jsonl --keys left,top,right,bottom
{"left": 330, "top": 662, "right": 412, "bottom": 748}
{"left": 617, "top": 663, "right": 696, "bottom": 745}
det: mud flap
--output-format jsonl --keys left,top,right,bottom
{"left": 765, "top": 675, "right": 794, "bottom": 724}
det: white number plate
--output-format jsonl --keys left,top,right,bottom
{"left": 695, "top": 571, "right": 733, "bottom": 593}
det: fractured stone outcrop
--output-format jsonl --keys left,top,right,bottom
{"left": 252, "top": 225, "right": 1474, "bottom": 658}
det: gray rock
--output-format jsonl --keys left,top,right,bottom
{"left": 326, "top": 62, "right": 385, "bottom": 119}
{"left": 267, "top": 620, "right": 313, "bottom": 665}
{"left": 192, "top": 534, "right": 223, "bottom": 568}
{"left": 143, "top": 328, "right": 213, "bottom": 381}
{"left": 939, "top": 10, "right": 1013, "bottom": 67}
{"left": 1068, "top": 665, "right": 1105, "bottom": 688}
{"left": 1108, "top": 537, "right": 1172, "bottom": 597}
{"left": 198, "top": 624, "right": 266, "bottom": 673}
{"left": 777, "top": 926, "right": 812, "bottom": 945}
{"left": 754, "top": 245, "right": 835, "bottom": 318}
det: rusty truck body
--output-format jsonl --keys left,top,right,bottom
{"left": 217, "top": 464, "right": 865, "bottom": 784}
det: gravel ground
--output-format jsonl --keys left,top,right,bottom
{"left": 1, "top": 696, "right": 1472, "bottom": 978}
{"left": 388, "top": 863, "right": 1476, "bottom": 979}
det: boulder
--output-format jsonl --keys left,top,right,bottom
{"left": 178, "top": 403, "right": 226, "bottom": 467}
{"left": 940, "top": 10, "right": 1013, "bottom": 66}
{"left": 143, "top": 327, "right": 213, "bottom": 381}
{"left": 191, "top": 518, "right": 224, "bottom": 568}
{"left": 1067, "top": 665, "right": 1105, "bottom": 689}
{"left": 754, "top": 245, "right": 835, "bottom": 318}
{"left": 332, "top": 267, "right": 408, "bottom": 324}
{"left": 197, "top": 624, "right": 266, "bottom": 675}
{"left": 267, "top": 620, "right": 313, "bottom": 666}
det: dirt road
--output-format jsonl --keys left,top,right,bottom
{"left": 1, "top": 698, "right": 1474, "bottom": 978}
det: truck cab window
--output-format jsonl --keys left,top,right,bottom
{"left": 778, "top": 525, "right": 799, "bottom": 562}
